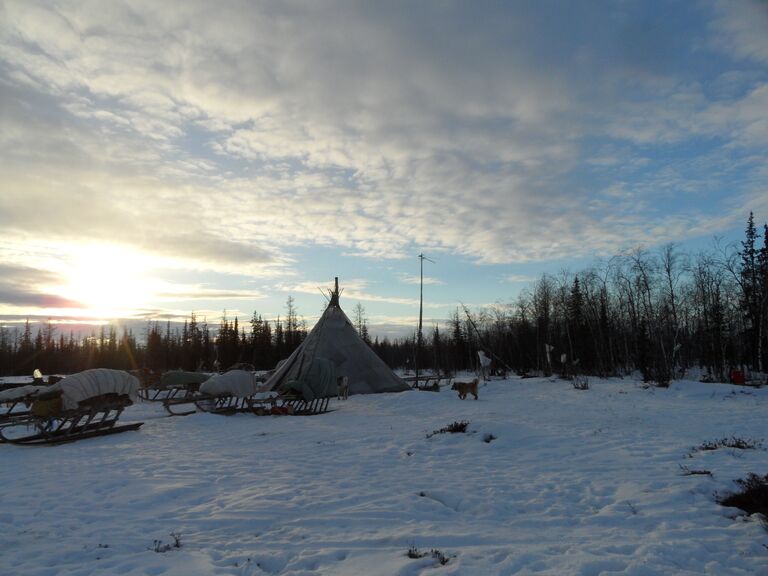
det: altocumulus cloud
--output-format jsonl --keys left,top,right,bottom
{"left": 0, "top": 0, "right": 766, "bottom": 276}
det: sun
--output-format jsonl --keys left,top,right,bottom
{"left": 60, "top": 245, "right": 154, "bottom": 317}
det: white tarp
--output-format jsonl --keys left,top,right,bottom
{"left": 50, "top": 369, "right": 139, "bottom": 410}
{"left": 199, "top": 370, "right": 267, "bottom": 397}
{"left": 0, "top": 385, "right": 48, "bottom": 403}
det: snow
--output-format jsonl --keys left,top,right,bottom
{"left": 1, "top": 375, "right": 767, "bottom": 575}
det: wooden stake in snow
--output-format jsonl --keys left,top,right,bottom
{"left": 460, "top": 302, "right": 513, "bottom": 375}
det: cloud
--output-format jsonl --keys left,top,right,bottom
{"left": 0, "top": 287, "right": 81, "bottom": 310}
{"left": 154, "top": 284, "right": 266, "bottom": 302}
{"left": 0, "top": 262, "right": 82, "bottom": 309}
{"left": 504, "top": 275, "right": 537, "bottom": 285}
{"left": 0, "top": 0, "right": 765, "bottom": 279}
{"left": 397, "top": 274, "right": 443, "bottom": 286}
{"left": 277, "top": 278, "right": 446, "bottom": 309}
{"left": 710, "top": 1, "right": 768, "bottom": 63}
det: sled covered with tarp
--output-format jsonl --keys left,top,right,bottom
{"left": 163, "top": 369, "right": 268, "bottom": 416}
{"left": 0, "top": 369, "right": 143, "bottom": 445}
{"left": 140, "top": 370, "right": 210, "bottom": 402}
{"left": 166, "top": 363, "right": 336, "bottom": 416}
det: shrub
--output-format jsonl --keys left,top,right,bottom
{"left": 718, "top": 473, "right": 768, "bottom": 519}
{"left": 406, "top": 544, "right": 424, "bottom": 559}
{"left": 150, "top": 532, "right": 182, "bottom": 553}
{"left": 426, "top": 420, "right": 469, "bottom": 438}
{"left": 430, "top": 549, "right": 450, "bottom": 565}
{"left": 679, "top": 464, "right": 712, "bottom": 476}
{"left": 697, "top": 437, "right": 763, "bottom": 451}
{"left": 406, "top": 545, "right": 450, "bottom": 566}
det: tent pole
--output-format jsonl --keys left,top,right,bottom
{"left": 415, "top": 254, "right": 434, "bottom": 386}
{"left": 416, "top": 254, "right": 423, "bottom": 386}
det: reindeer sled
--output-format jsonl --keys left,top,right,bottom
{"left": 164, "top": 362, "right": 336, "bottom": 417}
{"left": 139, "top": 370, "right": 210, "bottom": 403}
{"left": 162, "top": 370, "right": 267, "bottom": 416}
{"left": 0, "top": 370, "right": 65, "bottom": 423}
{"left": 0, "top": 384, "right": 51, "bottom": 425}
{"left": 0, "top": 369, "right": 143, "bottom": 445}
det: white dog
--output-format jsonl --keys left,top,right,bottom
{"left": 337, "top": 375, "right": 349, "bottom": 400}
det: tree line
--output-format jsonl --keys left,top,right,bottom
{"left": 382, "top": 213, "right": 768, "bottom": 384}
{"left": 1, "top": 214, "right": 766, "bottom": 383}
{"left": 0, "top": 297, "right": 308, "bottom": 376}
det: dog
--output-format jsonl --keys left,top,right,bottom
{"left": 337, "top": 375, "right": 349, "bottom": 400}
{"left": 451, "top": 378, "right": 479, "bottom": 400}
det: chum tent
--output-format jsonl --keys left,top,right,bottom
{"left": 263, "top": 278, "right": 409, "bottom": 396}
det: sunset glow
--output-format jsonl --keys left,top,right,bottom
{"left": 59, "top": 246, "right": 155, "bottom": 318}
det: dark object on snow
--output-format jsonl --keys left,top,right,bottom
{"left": 730, "top": 370, "right": 746, "bottom": 385}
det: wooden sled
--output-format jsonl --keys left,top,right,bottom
{"left": 1, "top": 399, "right": 33, "bottom": 424}
{"left": 140, "top": 383, "right": 203, "bottom": 403}
{"left": 164, "top": 390, "right": 263, "bottom": 417}
{"left": 164, "top": 366, "right": 334, "bottom": 417}
{"left": 162, "top": 392, "right": 199, "bottom": 416}
{"left": 0, "top": 393, "right": 142, "bottom": 445}
{"left": 277, "top": 392, "right": 331, "bottom": 416}
{"left": 160, "top": 382, "right": 213, "bottom": 416}
{"left": 138, "top": 387, "right": 171, "bottom": 402}
{"left": 403, "top": 374, "right": 454, "bottom": 392}
{"left": 140, "top": 371, "right": 208, "bottom": 403}
{"left": 0, "top": 385, "right": 51, "bottom": 425}
{"left": 166, "top": 391, "right": 332, "bottom": 417}
{"left": 193, "top": 393, "right": 259, "bottom": 415}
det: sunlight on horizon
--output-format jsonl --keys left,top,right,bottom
{"left": 59, "top": 245, "right": 155, "bottom": 318}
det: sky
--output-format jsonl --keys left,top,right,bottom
{"left": 0, "top": 0, "right": 767, "bottom": 340}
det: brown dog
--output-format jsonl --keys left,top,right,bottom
{"left": 451, "top": 378, "right": 479, "bottom": 400}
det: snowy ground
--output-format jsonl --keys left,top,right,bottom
{"left": 1, "top": 375, "right": 767, "bottom": 575}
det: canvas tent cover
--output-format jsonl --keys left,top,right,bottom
{"left": 199, "top": 370, "right": 266, "bottom": 397}
{"left": 264, "top": 286, "right": 408, "bottom": 396}
{"left": 49, "top": 369, "right": 139, "bottom": 410}
{"left": 283, "top": 357, "right": 337, "bottom": 401}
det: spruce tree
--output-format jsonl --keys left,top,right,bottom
{"left": 758, "top": 224, "right": 768, "bottom": 371}
{"left": 740, "top": 212, "right": 762, "bottom": 370}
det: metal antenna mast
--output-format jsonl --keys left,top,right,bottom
{"left": 415, "top": 253, "right": 435, "bottom": 386}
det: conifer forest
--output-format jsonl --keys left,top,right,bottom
{"left": 2, "top": 213, "right": 767, "bottom": 383}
